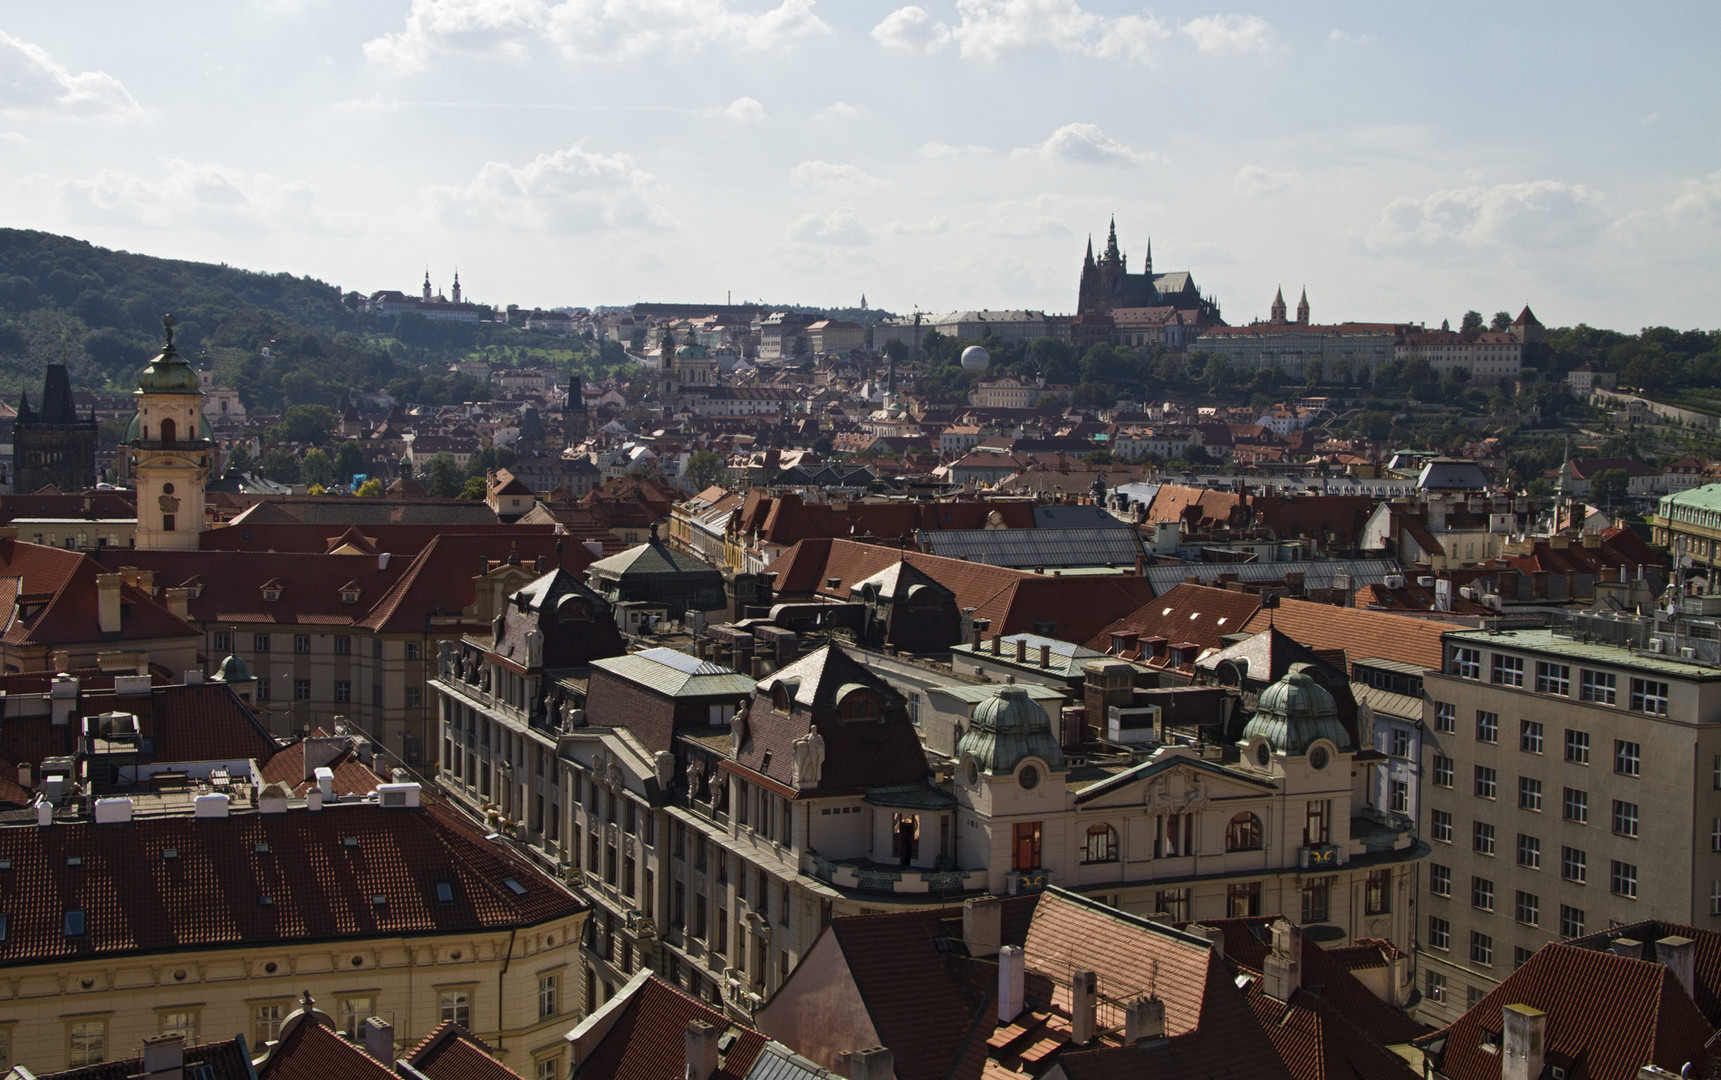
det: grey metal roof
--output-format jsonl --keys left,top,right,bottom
{"left": 588, "top": 648, "right": 756, "bottom": 698}
{"left": 1032, "top": 504, "right": 1130, "bottom": 530}
{"left": 744, "top": 1043, "right": 842, "bottom": 1080}
{"left": 588, "top": 540, "right": 717, "bottom": 579}
{"left": 927, "top": 683, "right": 1068, "bottom": 705}
{"left": 921, "top": 525, "right": 1146, "bottom": 570}
{"left": 1141, "top": 557, "right": 1402, "bottom": 595}
{"left": 1355, "top": 684, "right": 1424, "bottom": 722}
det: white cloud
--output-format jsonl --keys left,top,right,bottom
{"left": 873, "top": 0, "right": 1167, "bottom": 63}
{"left": 790, "top": 160, "right": 885, "bottom": 190}
{"left": 880, "top": 215, "right": 950, "bottom": 236}
{"left": 1233, "top": 164, "right": 1300, "bottom": 197}
{"left": 428, "top": 145, "right": 673, "bottom": 233}
{"left": 786, "top": 207, "right": 869, "bottom": 245}
{"left": 53, "top": 160, "right": 326, "bottom": 234}
{"left": 726, "top": 96, "right": 765, "bottom": 122}
{"left": 872, "top": 6, "right": 952, "bottom": 53}
{"left": 365, "top": 0, "right": 831, "bottom": 71}
{"left": 0, "top": 31, "right": 143, "bottom": 119}
{"left": 1016, "top": 122, "right": 1144, "bottom": 166}
{"left": 1371, "top": 180, "right": 1606, "bottom": 251}
{"left": 918, "top": 141, "right": 990, "bottom": 159}
{"left": 1180, "top": 14, "right": 1271, "bottom": 55}
{"left": 1328, "top": 28, "right": 1374, "bottom": 45}
{"left": 815, "top": 101, "right": 858, "bottom": 119}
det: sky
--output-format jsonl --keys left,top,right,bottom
{"left": 1, "top": 2, "right": 1717, "bottom": 331}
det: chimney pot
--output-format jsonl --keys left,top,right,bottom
{"left": 1014, "top": 638, "right": 1027, "bottom": 663}
{"left": 998, "top": 945, "right": 1025, "bottom": 1024}
{"left": 847, "top": 1047, "right": 894, "bottom": 1080}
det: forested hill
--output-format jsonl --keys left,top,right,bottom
{"left": 0, "top": 228, "right": 608, "bottom": 412}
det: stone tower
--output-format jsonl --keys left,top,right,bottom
{"left": 14, "top": 364, "right": 97, "bottom": 493}
{"left": 127, "top": 314, "right": 211, "bottom": 551}
{"left": 1296, "top": 288, "right": 1309, "bottom": 326}
{"left": 1270, "top": 287, "right": 1288, "bottom": 325}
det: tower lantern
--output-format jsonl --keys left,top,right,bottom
{"left": 127, "top": 314, "right": 211, "bottom": 551}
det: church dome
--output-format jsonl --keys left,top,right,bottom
{"left": 138, "top": 344, "right": 201, "bottom": 394}
{"left": 1242, "top": 667, "right": 1352, "bottom": 755}
{"left": 960, "top": 345, "right": 991, "bottom": 373}
{"left": 212, "top": 651, "right": 253, "bottom": 684}
{"left": 675, "top": 342, "right": 709, "bottom": 360}
{"left": 957, "top": 684, "right": 1065, "bottom": 776}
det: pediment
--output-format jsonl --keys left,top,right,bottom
{"left": 1073, "top": 754, "right": 1273, "bottom": 810}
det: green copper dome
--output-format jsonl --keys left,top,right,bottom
{"left": 212, "top": 651, "right": 253, "bottom": 683}
{"left": 674, "top": 342, "right": 709, "bottom": 360}
{"left": 957, "top": 684, "right": 1065, "bottom": 776}
{"left": 137, "top": 315, "right": 202, "bottom": 394}
{"left": 1242, "top": 667, "right": 1352, "bottom": 755}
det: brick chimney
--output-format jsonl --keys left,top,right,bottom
{"left": 141, "top": 1032, "right": 184, "bottom": 1080}
{"left": 1070, "top": 969, "right": 1098, "bottom": 1045}
{"left": 1014, "top": 638, "right": 1027, "bottom": 663}
{"left": 97, "top": 573, "right": 124, "bottom": 635}
{"left": 685, "top": 1019, "right": 720, "bottom": 1080}
{"left": 1124, "top": 997, "right": 1165, "bottom": 1042}
{"left": 1500, "top": 1003, "right": 1546, "bottom": 1080}
{"left": 998, "top": 945, "right": 1025, "bottom": 1023}
{"left": 963, "top": 895, "right": 1001, "bottom": 958}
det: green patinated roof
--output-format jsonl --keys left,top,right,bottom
{"left": 957, "top": 684, "right": 1065, "bottom": 776}
{"left": 137, "top": 341, "right": 202, "bottom": 394}
{"left": 1242, "top": 666, "right": 1353, "bottom": 754}
{"left": 212, "top": 652, "right": 253, "bottom": 683}
{"left": 1660, "top": 484, "right": 1721, "bottom": 513}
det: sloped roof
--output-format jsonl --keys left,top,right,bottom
{"left": 257, "top": 1012, "right": 395, "bottom": 1080}
{"left": 1240, "top": 598, "right": 1461, "bottom": 673}
{"left": 0, "top": 800, "right": 583, "bottom": 966}
{"left": 32, "top": 1036, "right": 257, "bottom": 1080}
{"left": 402, "top": 1021, "right": 526, "bottom": 1080}
{"left": 1085, "top": 583, "right": 1263, "bottom": 655}
{"left": 588, "top": 539, "right": 718, "bottom": 580}
{"left": 0, "top": 540, "right": 197, "bottom": 647}
{"left": 574, "top": 976, "right": 768, "bottom": 1080}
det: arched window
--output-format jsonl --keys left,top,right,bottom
{"left": 1226, "top": 812, "right": 1263, "bottom": 852}
{"left": 838, "top": 689, "right": 880, "bottom": 722}
{"left": 1082, "top": 823, "right": 1118, "bottom": 864}
{"left": 160, "top": 418, "right": 177, "bottom": 446}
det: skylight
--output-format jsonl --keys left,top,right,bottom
{"left": 503, "top": 877, "right": 527, "bottom": 896}
{"left": 64, "top": 909, "right": 85, "bottom": 936}
{"left": 436, "top": 882, "right": 454, "bottom": 903}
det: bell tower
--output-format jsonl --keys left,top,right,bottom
{"left": 128, "top": 314, "right": 211, "bottom": 551}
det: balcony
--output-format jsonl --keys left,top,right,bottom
{"left": 808, "top": 854, "right": 987, "bottom": 896}
{"left": 1349, "top": 810, "right": 1417, "bottom": 856}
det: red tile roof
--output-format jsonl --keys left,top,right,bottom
{"left": 257, "top": 1012, "right": 395, "bottom": 1080}
{"left": 0, "top": 799, "right": 583, "bottom": 966}
{"left": 1084, "top": 583, "right": 1263, "bottom": 656}
{"left": 0, "top": 540, "right": 197, "bottom": 648}
{"left": 40, "top": 1037, "right": 257, "bottom": 1080}
{"left": 402, "top": 1021, "right": 526, "bottom": 1079}
{"left": 1240, "top": 598, "right": 1461, "bottom": 672}
{"left": 573, "top": 976, "right": 768, "bottom": 1080}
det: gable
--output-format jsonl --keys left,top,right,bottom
{"left": 1074, "top": 755, "right": 1273, "bottom": 809}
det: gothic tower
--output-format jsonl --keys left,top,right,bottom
{"left": 127, "top": 314, "right": 211, "bottom": 551}
{"left": 1296, "top": 288, "right": 1309, "bottom": 326}
{"left": 1270, "top": 287, "right": 1288, "bottom": 326}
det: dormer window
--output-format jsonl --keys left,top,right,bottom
{"left": 260, "top": 579, "right": 283, "bottom": 603}
{"left": 771, "top": 683, "right": 793, "bottom": 713}
{"left": 837, "top": 686, "right": 881, "bottom": 722}
{"left": 340, "top": 581, "right": 362, "bottom": 604}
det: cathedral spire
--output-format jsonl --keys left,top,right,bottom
{"left": 1270, "top": 286, "right": 1288, "bottom": 325}
{"left": 1296, "top": 287, "right": 1309, "bottom": 325}
{"left": 1144, "top": 234, "right": 1152, "bottom": 276}
{"left": 1084, "top": 235, "right": 1094, "bottom": 266}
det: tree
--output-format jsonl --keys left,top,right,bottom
{"left": 459, "top": 476, "right": 487, "bottom": 500}
{"left": 260, "top": 448, "right": 300, "bottom": 484}
{"left": 1491, "top": 311, "right": 1513, "bottom": 331}
{"left": 1083, "top": 448, "right": 1113, "bottom": 466}
{"left": 335, "top": 440, "right": 365, "bottom": 482}
{"left": 1590, "top": 468, "right": 1630, "bottom": 511}
{"left": 425, "top": 452, "right": 462, "bottom": 498}
{"left": 268, "top": 404, "right": 335, "bottom": 447}
{"left": 1201, "top": 354, "right": 1232, "bottom": 393}
{"left": 355, "top": 478, "right": 383, "bottom": 497}
{"left": 685, "top": 450, "right": 726, "bottom": 491}
{"left": 1460, "top": 310, "right": 1485, "bottom": 338}
{"left": 225, "top": 443, "right": 253, "bottom": 477}
{"left": 300, "top": 448, "right": 335, "bottom": 488}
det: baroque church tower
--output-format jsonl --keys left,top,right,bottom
{"left": 127, "top": 314, "right": 211, "bottom": 551}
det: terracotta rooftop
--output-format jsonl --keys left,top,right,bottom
{"left": 573, "top": 975, "right": 769, "bottom": 1080}
{"left": 1239, "top": 597, "right": 1461, "bottom": 672}
{"left": 402, "top": 1020, "right": 526, "bottom": 1079}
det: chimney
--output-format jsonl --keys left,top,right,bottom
{"left": 1658, "top": 935, "right": 1697, "bottom": 999}
{"left": 1609, "top": 938, "right": 1644, "bottom": 960}
{"left": 998, "top": 944, "right": 1025, "bottom": 1023}
{"left": 164, "top": 586, "right": 192, "bottom": 619}
{"left": 969, "top": 618, "right": 988, "bottom": 650}
{"left": 963, "top": 896, "right": 1002, "bottom": 958}
{"left": 194, "top": 793, "right": 231, "bottom": 819}
{"left": 1070, "top": 969, "right": 1098, "bottom": 1045}
{"left": 1185, "top": 922, "right": 1225, "bottom": 959}
{"left": 1014, "top": 638, "right": 1027, "bottom": 663}
{"left": 847, "top": 1047, "right": 895, "bottom": 1080}
{"left": 97, "top": 573, "right": 123, "bottom": 634}
{"left": 685, "top": 1020, "right": 720, "bottom": 1080}
{"left": 141, "top": 1032, "right": 185, "bottom": 1080}
{"left": 1038, "top": 643, "right": 1051, "bottom": 668}
{"left": 990, "top": 633, "right": 1002, "bottom": 655}
{"left": 15, "top": 762, "right": 30, "bottom": 789}
{"left": 1500, "top": 1003, "right": 1547, "bottom": 1080}
{"left": 1124, "top": 997, "right": 1166, "bottom": 1042}
{"left": 363, "top": 1016, "right": 394, "bottom": 1064}
{"left": 1261, "top": 920, "right": 1301, "bottom": 1001}
{"left": 93, "top": 796, "right": 134, "bottom": 824}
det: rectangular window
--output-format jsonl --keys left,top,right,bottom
{"left": 406, "top": 641, "right": 422, "bottom": 660}
{"left": 439, "top": 990, "right": 471, "bottom": 1026}
{"left": 1476, "top": 711, "right": 1499, "bottom": 743}
{"left": 1472, "top": 876, "right": 1494, "bottom": 910}
{"left": 1391, "top": 729, "right": 1412, "bottom": 758}
{"left": 335, "top": 679, "right": 351, "bottom": 703}
{"left": 1565, "top": 729, "right": 1591, "bottom": 765}
{"left": 1612, "top": 800, "right": 1640, "bottom": 838}
{"left": 213, "top": 631, "right": 231, "bottom": 653}
{"left": 1515, "top": 890, "right": 1540, "bottom": 926}
{"left": 1474, "top": 766, "right": 1497, "bottom": 799}
{"left": 1491, "top": 655, "right": 1524, "bottom": 687}
{"left": 1473, "top": 821, "right": 1496, "bottom": 856}
{"left": 294, "top": 634, "right": 310, "bottom": 654}
{"left": 374, "top": 639, "right": 384, "bottom": 659}
{"left": 1303, "top": 800, "right": 1331, "bottom": 846}
{"left": 1365, "top": 869, "right": 1392, "bottom": 915}
{"left": 1535, "top": 662, "right": 1570, "bottom": 696}
{"left": 1563, "top": 788, "right": 1588, "bottom": 824}
{"left": 1433, "top": 755, "right": 1455, "bottom": 788}
{"left": 293, "top": 678, "right": 311, "bottom": 701}
{"left": 1301, "top": 877, "right": 1331, "bottom": 923}
{"left": 1430, "top": 809, "right": 1452, "bottom": 843}
{"left": 1226, "top": 881, "right": 1261, "bottom": 917}
{"left": 1426, "top": 971, "right": 1447, "bottom": 1002}
{"left": 257, "top": 678, "right": 271, "bottom": 702}
{"left": 1560, "top": 904, "right": 1585, "bottom": 937}
{"left": 253, "top": 633, "right": 271, "bottom": 653}
{"left": 1390, "top": 779, "right": 1408, "bottom": 814}
{"left": 1430, "top": 863, "right": 1452, "bottom": 897}
{"left": 1713, "top": 883, "right": 1721, "bottom": 918}
{"left": 1614, "top": 740, "right": 1641, "bottom": 777}
{"left": 1471, "top": 931, "right": 1493, "bottom": 966}
{"left": 1561, "top": 846, "right": 1587, "bottom": 884}
{"left": 335, "top": 635, "right": 351, "bottom": 656}
{"left": 1518, "top": 776, "right": 1542, "bottom": 811}
{"left": 1434, "top": 701, "right": 1456, "bottom": 733}
{"left": 538, "top": 973, "right": 560, "bottom": 1019}
{"left": 338, "top": 997, "right": 372, "bottom": 1041}
{"left": 1451, "top": 647, "right": 1481, "bottom": 679}
{"left": 254, "top": 1003, "right": 286, "bottom": 1046}
{"left": 1712, "top": 818, "right": 1721, "bottom": 854}
{"left": 68, "top": 1020, "right": 105, "bottom": 1067}
{"left": 405, "top": 687, "right": 422, "bottom": 708}
{"left": 1519, "top": 720, "right": 1546, "bottom": 755}
{"left": 1154, "top": 888, "right": 1190, "bottom": 921}
{"left": 1012, "top": 821, "right": 1042, "bottom": 872}
{"left": 1514, "top": 946, "right": 1534, "bottom": 969}
{"left": 1517, "top": 833, "right": 1541, "bottom": 869}
{"left": 1610, "top": 860, "right": 1638, "bottom": 899}
{"left": 1580, "top": 669, "right": 1616, "bottom": 704}
{"left": 1428, "top": 915, "right": 1451, "bottom": 950}
{"left": 1630, "top": 679, "right": 1669, "bottom": 716}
